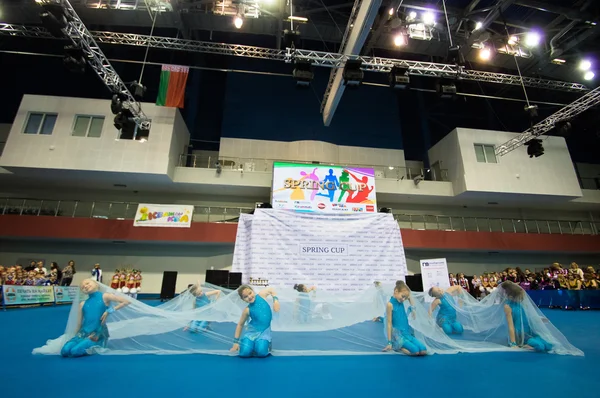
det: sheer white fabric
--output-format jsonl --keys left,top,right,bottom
{"left": 33, "top": 282, "right": 582, "bottom": 356}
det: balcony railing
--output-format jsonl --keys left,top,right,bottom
{"left": 1, "top": 198, "right": 598, "bottom": 236}
{"left": 178, "top": 154, "right": 450, "bottom": 182}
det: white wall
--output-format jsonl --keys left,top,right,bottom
{"left": 458, "top": 128, "right": 581, "bottom": 197}
{"left": 428, "top": 129, "right": 467, "bottom": 196}
{"left": 405, "top": 250, "right": 600, "bottom": 276}
{"left": 0, "top": 241, "right": 234, "bottom": 294}
{"left": 219, "top": 137, "right": 407, "bottom": 170}
{"left": 0, "top": 95, "right": 181, "bottom": 176}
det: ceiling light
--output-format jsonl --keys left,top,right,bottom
{"left": 388, "top": 8, "right": 394, "bottom": 16}
{"left": 422, "top": 11, "right": 435, "bottom": 26}
{"left": 584, "top": 71, "right": 595, "bottom": 80}
{"left": 474, "top": 22, "right": 483, "bottom": 30}
{"left": 234, "top": 16, "right": 243, "bottom": 29}
{"left": 507, "top": 35, "right": 518, "bottom": 45}
{"left": 579, "top": 59, "right": 592, "bottom": 71}
{"left": 524, "top": 31, "right": 541, "bottom": 47}
{"left": 551, "top": 58, "right": 566, "bottom": 64}
{"left": 479, "top": 47, "right": 491, "bottom": 60}
{"left": 393, "top": 33, "right": 406, "bottom": 47}
{"left": 408, "top": 11, "right": 417, "bottom": 20}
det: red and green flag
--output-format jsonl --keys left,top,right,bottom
{"left": 156, "top": 64, "right": 189, "bottom": 108}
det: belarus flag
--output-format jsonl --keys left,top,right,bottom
{"left": 156, "top": 64, "right": 189, "bottom": 108}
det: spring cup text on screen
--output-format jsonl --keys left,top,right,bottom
{"left": 299, "top": 244, "right": 349, "bottom": 256}
{"left": 283, "top": 178, "right": 368, "bottom": 192}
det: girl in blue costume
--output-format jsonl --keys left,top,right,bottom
{"left": 383, "top": 281, "right": 427, "bottom": 356}
{"left": 293, "top": 283, "right": 316, "bottom": 323}
{"left": 501, "top": 281, "right": 552, "bottom": 352}
{"left": 230, "top": 285, "right": 280, "bottom": 358}
{"left": 428, "top": 285, "right": 465, "bottom": 335}
{"left": 183, "top": 282, "right": 222, "bottom": 333}
{"left": 61, "top": 279, "right": 130, "bottom": 358}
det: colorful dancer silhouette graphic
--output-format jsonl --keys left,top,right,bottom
{"left": 346, "top": 170, "right": 374, "bottom": 203}
{"left": 337, "top": 170, "right": 353, "bottom": 202}
{"left": 316, "top": 169, "right": 339, "bottom": 202}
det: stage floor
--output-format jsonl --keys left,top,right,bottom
{"left": 2, "top": 302, "right": 599, "bottom": 398}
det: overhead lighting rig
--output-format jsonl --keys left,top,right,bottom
{"left": 34, "top": 0, "right": 151, "bottom": 130}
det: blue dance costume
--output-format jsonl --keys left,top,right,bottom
{"left": 188, "top": 294, "right": 211, "bottom": 332}
{"left": 508, "top": 301, "right": 552, "bottom": 352}
{"left": 436, "top": 293, "right": 464, "bottom": 335}
{"left": 61, "top": 291, "right": 109, "bottom": 357}
{"left": 297, "top": 292, "right": 311, "bottom": 323}
{"left": 239, "top": 295, "right": 272, "bottom": 358}
{"left": 386, "top": 297, "right": 426, "bottom": 354}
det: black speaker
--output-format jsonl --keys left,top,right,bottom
{"left": 229, "top": 272, "right": 242, "bottom": 289}
{"left": 206, "top": 270, "right": 229, "bottom": 287}
{"left": 160, "top": 271, "right": 178, "bottom": 301}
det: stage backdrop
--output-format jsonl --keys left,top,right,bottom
{"left": 271, "top": 162, "right": 377, "bottom": 213}
{"left": 232, "top": 209, "right": 407, "bottom": 291}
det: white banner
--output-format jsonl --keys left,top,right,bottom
{"left": 2, "top": 285, "right": 55, "bottom": 306}
{"left": 420, "top": 258, "right": 450, "bottom": 296}
{"left": 232, "top": 209, "right": 407, "bottom": 291}
{"left": 133, "top": 204, "right": 194, "bottom": 228}
{"left": 54, "top": 286, "right": 82, "bottom": 303}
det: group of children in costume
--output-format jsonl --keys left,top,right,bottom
{"left": 109, "top": 269, "right": 142, "bottom": 298}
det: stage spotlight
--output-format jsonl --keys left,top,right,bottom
{"left": 234, "top": 15, "right": 244, "bottom": 29}
{"left": 479, "top": 47, "right": 492, "bottom": 61}
{"left": 389, "top": 66, "right": 410, "bottom": 89}
{"left": 507, "top": 35, "right": 519, "bottom": 45}
{"left": 579, "top": 59, "right": 592, "bottom": 71}
{"left": 555, "top": 120, "right": 572, "bottom": 137}
{"left": 524, "top": 31, "right": 541, "bottom": 47}
{"left": 388, "top": 8, "right": 395, "bottom": 16}
{"left": 584, "top": 71, "right": 595, "bottom": 80}
{"left": 422, "top": 11, "right": 435, "bottom": 26}
{"left": 39, "top": 3, "right": 67, "bottom": 38}
{"left": 437, "top": 78, "right": 457, "bottom": 99}
{"left": 110, "top": 94, "right": 128, "bottom": 115}
{"left": 447, "top": 45, "right": 465, "bottom": 66}
{"left": 292, "top": 60, "right": 314, "bottom": 88}
{"left": 393, "top": 33, "right": 407, "bottom": 47}
{"left": 283, "top": 30, "right": 301, "bottom": 48}
{"left": 408, "top": 11, "right": 417, "bottom": 20}
{"left": 130, "top": 81, "right": 146, "bottom": 99}
{"left": 525, "top": 104, "right": 538, "bottom": 118}
{"left": 342, "top": 59, "right": 364, "bottom": 87}
{"left": 474, "top": 22, "right": 483, "bottom": 31}
{"left": 63, "top": 45, "right": 86, "bottom": 74}
{"left": 525, "top": 138, "right": 544, "bottom": 158}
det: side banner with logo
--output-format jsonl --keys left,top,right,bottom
{"left": 2, "top": 285, "right": 55, "bottom": 306}
{"left": 420, "top": 258, "right": 450, "bottom": 299}
{"left": 272, "top": 162, "right": 377, "bottom": 213}
{"left": 54, "top": 286, "right": 82, "bottom": 303}
{"left": 232, "top": 209, "right": 407, "bottom": 291}
{"left": 133, "top": 204, "right": 194, "bottom": 228}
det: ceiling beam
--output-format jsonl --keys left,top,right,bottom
{"left": 321, "top": 0, "right": 383, "bottom": 126}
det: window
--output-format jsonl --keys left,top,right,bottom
{"left": 72, "top": 115, "right": 104, "bottom": 138}
{"left": 23, "top": 112, "right": 57, "bottom": 135}
{"left": 474, "top": 144, "right": 497, "bottom": 163}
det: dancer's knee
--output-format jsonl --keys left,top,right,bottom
{"left": 453, "top": 322, "right": 464, "bottom": 334}
{"left": 238, "top": 338, "right": 254, "bottom": 358}
{"left": 254, "top": 339, "right": 271, "bottom": 358}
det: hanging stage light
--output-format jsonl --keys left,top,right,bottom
{"left": 63, "top": 45, "right": 86, "bottom": 74}
{"left": 342, "top": 59, "right": 364, "bottom": 87}
{"left": 437, "top": 77, "right": 457, "bottom": 99}
{"left": 525, "top": 138, "right": 544, "bottom": 158}
{"left": 292, "top": 60, "right": 314, "bottom": 88}
{"left": 389, "top": 66, "right": 410, "bottom": 89}
{"left": 39, "top": 2, "right": 67, "bottom": 38}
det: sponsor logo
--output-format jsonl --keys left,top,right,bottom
{"left": 352, "top": 207, "right": 364, "bottom": 212}
{"left": 317, "top": 203, "right": 326, "bottom": 210}
{"left": 366, "top": 205, "right": 375, "bottom": 212}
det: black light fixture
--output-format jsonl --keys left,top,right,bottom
{"left": 63, "top": 45, "right": 86, "bottom": 74}
{"left": 437, "top": 77, "right": 457, "bottom": 99}
{"left": 525, "top": 104, "right": 538, "bottom": 119}
{"left": 389, "top": 66, "right": 410, "bottom": 89}
{"left": 39, "top": 2, "right": 67, "bottom": 38}
{"left": 343, "top": 59, "right": 364, "bottom": 87}
{"left": 283, "top": 30, "right": 301, "bottom": 49}
{"left": 447, "top": 45, "right": 465, "bottom": 66}
{"left": 525, "top": 138, "right": 544, "bottom": 158}
{"left": 292, "top": 60, "right": 314, "bottom": 88}
{"left": 555, "top": 120, "right": 572, "bottom": 137}
{"left": 130, "top": 81, "right": 147, "bottom": 99}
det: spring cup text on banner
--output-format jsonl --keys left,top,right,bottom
{"left": 420, "top": 258, "right": 450, "bottom": 302}
{"left": 271, "top": 162, "right": 377, "bottom": 213}
{"left": 2, "top": 285, "right": 55, "bottom": 306}
{"left": 232, "top": 209, "right": 407, "bottom": 291}
{"left": 133, "top": 204, "right": 194, "bottom": 228}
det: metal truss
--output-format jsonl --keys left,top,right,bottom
{"left": 495, "top": 85, "right": 600, "bottom": 156}
{"left": 36, "top": 2, "right": 151, "bottom": 129}
{"left": 0, "top": 23, "right": 588, "bottom": 93}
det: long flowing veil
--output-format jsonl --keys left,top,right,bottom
{"left": 32, "top": 282, "right": 582, "bottom": 356}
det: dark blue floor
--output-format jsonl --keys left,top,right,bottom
{"left": 2, "top": 303, "right": 599, "bottom": 398}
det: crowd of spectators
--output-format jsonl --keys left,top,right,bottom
{"left": 0, "top": 260, "right": 77, "bottom": 287}
{"left": 450, "top": 262, "right": 599, "bottom": 309}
